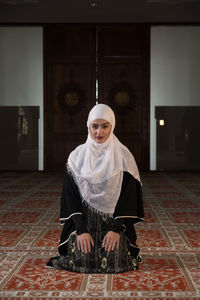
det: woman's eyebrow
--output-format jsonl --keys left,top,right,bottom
{"left": 91, "top": 122, "right": 109, "bottom": 125}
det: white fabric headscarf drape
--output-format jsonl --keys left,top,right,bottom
{"left": 67, "top": 104, "right": 141, "bottom": 215}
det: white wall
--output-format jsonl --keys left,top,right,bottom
{"left": 150, "top": 26, "right": 200, "bottom": 170}
{"left": 0, "top": 26, "right": 43, "bottom": 170}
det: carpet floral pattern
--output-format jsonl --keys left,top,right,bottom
{"left": 0, "top": 171, "right": 200, "bottom": 299}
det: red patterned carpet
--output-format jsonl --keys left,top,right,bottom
{"left": 0, "top": 171, "right": 200, "bottom": 299}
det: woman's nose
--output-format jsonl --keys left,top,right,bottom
{"left": 97, "top": 126, "right": 102, "bottom": 135}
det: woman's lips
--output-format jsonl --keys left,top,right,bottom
{"left": 96, "top": 136, "right": 103, "bottom": 140}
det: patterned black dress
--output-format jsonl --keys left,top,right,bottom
{"left": 47, "top": 170, "right": 144, "bottom": 273}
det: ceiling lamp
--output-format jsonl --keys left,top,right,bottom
{"left": 90, "top": 1, "right": 98, "bottom": 7}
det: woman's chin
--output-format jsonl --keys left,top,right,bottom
{"left": 94, "top": 138, "right": 105, "bottom": 143}
{"left": 95, "top": 141, "right": 104, "bottom": 144}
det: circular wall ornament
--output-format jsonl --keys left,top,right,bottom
{"left": 108, "top": 81, "right": 135, "bottom": 115}
{"left": 58, "top": 82, "right": 86, "bottom": 115}
{"left": 65, "top": 91, "right": 79, "bottom": 107}
{"left": 114, "top": 91, "right": 130, "bottom": 107}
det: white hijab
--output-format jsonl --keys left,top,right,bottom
{"left": 67, "top": 104, "right": 141, "bottom": 215}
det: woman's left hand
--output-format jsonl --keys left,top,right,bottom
{"left": 102, "top": 231, "right": 120, "bottom": 252}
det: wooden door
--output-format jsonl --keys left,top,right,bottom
{"left": 44, "top": 24, "right": 150, "bottom": 171}
{"left": 98, "top": 25, "right": 150, "bottom": 170}
{"left": 44, "top": 25, "right": 96, "bottom": 171}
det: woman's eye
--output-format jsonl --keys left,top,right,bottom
{"left": 102, "top": 125, "right": 108, "bottom": 129}
{"left": 92, "top": 125, "right": 98, "bottom": 129}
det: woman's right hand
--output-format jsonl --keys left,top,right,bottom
{"left": 77, "top": 233, "right": 94, "bottom": 254}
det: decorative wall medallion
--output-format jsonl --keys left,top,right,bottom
{"left": 108, "top": 81, "right": 135, "bottom": 115}
{"left": 114, "top": 91, "right": 130, "bottom": 107}
{"left": 65, "top": 91, "right": 79, "bottom": 107}
{"left": 58, "top": 82, "right": 86, "bottom": 115}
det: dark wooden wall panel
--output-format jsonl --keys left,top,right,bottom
{"left": 44, "top": 25, "right": 96, "bottom": 171}
{"left": 44, "top": 24, "right": 150, "bottom": 171}
{"left": 98, "top": 25, "right": 150, "bottom": 170}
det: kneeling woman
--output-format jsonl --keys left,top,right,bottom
{"left": 47, "top": 104, "right": 144, "bottom": 273}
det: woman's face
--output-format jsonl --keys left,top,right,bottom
{"left": 89, "top": 119, "right": 112, "bottom": 144}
